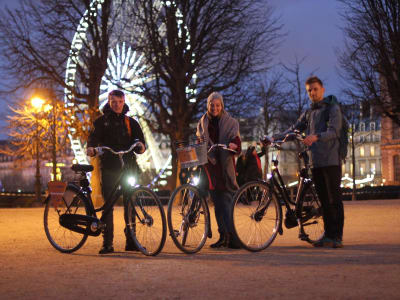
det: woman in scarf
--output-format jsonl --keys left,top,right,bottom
{"left": 196, "top": 92, "right": 241, "bottom": 248}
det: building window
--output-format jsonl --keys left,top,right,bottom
{"left": 370, "top": 122, "right": 375, "bottom": 131}
{"left": 360, "top": 162, "right": 366, "bottom": 176}
{"left": 370, "top": 162, "right": 376, "bottom": 174}
{"left": 370, "top": 146, "right": 375, "bottom": 156}
{"left": 360, "top": 146, "right": 365, "bottom": 157}
{"left": 360, "top": 122, "right": 365, "bottom": 132}
{"left": 394, "top": 155, "right": 400, "bottom": 182}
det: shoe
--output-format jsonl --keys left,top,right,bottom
{"left": 228, "top": 240, "right": 241, "bottom": 249}
{"left": 99, "top": 245, "right": 114, "bottom": 254}
{"left": 210, "top": 235, "right": 227, "bottom": 248}
{"left": 333, "top": 239, "right": 344, "bottom": 248}
{"left": 125, "top": 243, "right": 140, "bottom": 251}
{"left": 312, "top": 237, "right": 335, "bottom": 248}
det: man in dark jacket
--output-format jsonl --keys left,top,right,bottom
{"left": 87, "top": 90, "right": 146, "bottom": 254}
{"left": 274, "top": 76, "right": 344, "bottom": 248}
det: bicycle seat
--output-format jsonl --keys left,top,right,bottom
{"left": 71, "top": 164, "right": 94, "bottom": 173}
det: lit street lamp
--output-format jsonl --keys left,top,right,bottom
{"left": 31, "top": 97, "right": 45, "bottom": 202}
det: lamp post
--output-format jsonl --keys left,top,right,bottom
{"left": 31, "top": 97, "right": 45, "bottom": 202}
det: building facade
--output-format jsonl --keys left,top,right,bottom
{"left": 380, "top": 117, "right": 400, "bottom": 185}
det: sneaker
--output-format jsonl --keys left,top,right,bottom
{"left": 99, "top": 245, "right": 114, "bottom": 254}
{"left": 312, "top": 237, "right": 335, "bottom": 248}
{"left": 333, "top": 239, "right": 344, "bottom": 248}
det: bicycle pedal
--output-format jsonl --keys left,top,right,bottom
{"left": 299, "top": 233, "right": 308, "bottom": 241}
{"left": 170, "top": 230, "right": 180, "bottom": 237}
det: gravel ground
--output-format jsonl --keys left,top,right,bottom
{"left": 0, "top": 199, "right": 399, "bottom": 299}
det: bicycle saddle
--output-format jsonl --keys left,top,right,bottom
{"left": 71, "top": 164, "right": 94, "bottom": 173}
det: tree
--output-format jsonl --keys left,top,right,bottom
{"left": 338, "top": 0, "right": 400, "bottom": 126}
{"left": 0, "top": 0, "right": 117, "bottom": 128}
{"left": 123, "top": 0, "right": 282, "bottom": 185}
{"left": 251, "top": 71, "right": 290, "bottom": 178}
{"left": 0, "top": 92, "right": 72, "bottom": 199}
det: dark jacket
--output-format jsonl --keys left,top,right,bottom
{"left": 236, "top": 146, "right": 264, "bottom": 186}
{"left": 275, "top": 95, "right": 342, "bottom": 168}
{"left": 87, "top": 103, "right": 146, "bottom": 171}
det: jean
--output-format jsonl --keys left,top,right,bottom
{"left": 311, "top": 166, "right": 344, "bottom": 240}
{"left": 209, "top": 190, "right": 234, "bottom": 236}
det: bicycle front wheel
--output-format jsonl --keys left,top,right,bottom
{"left": 126, "top": 187, "right": 167, "bottom": 256}
{"left": 44, "top": 185, "right": 90, "bottom": 253}
{"left": 231, "top": 181, "right": 282, "bottom": 252}
{"left": 167, "top": 184, "right": 209, "bottom": 254}
{"left": 296, "top": 183, "right": 324, "bottom": 244}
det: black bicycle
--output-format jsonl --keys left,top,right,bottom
{"left": 167, "top": 142, "right": 236, "bottom": 254}
{"left": 231, "top": 132, "right": 324, "bottom": 252}
{"left": 44, "top": 141, "right": 167, "bottom": 256}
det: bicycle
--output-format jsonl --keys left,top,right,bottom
{"left": 167, "top": 141, "right": 236, "bottom": 254}
{"left": 44, "top": 140, "right": 167, "bottom": 256}
{"left": 230, "top": 132, "right": 324, "bottom": 252}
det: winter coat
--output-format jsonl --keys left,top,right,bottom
{"left": 87, "top": 103, "right": 146, "bottom": 171}
{"left": 196, "top": 111, "right": 241, "bottom": 192}
{"left": 274, "top": 95, "right": 342, "bottom": 168}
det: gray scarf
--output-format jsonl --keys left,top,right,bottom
{"left": 196, "top": 111, "right": 240, "bottom": 192}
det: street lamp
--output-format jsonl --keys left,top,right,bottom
{"left": 31, "top": 96, "right": 45, "bottom": 202}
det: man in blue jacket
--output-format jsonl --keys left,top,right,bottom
{"left": 274, "top": 76, "right": 344, "bottom": 248}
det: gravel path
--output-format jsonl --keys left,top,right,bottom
{"left": 0, "top": 200, "right": 399, "bottom": 299}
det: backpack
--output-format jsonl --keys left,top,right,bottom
{"left": 324, "top": 97, "right": 349, "bottom": 162}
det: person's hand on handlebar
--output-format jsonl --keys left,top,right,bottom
{"left": 133, "top": 141, "right": 146, "bottom": 154}
{"left": 87, "top": 147, "right": 96, "bottom": 157}
{"left": 228, "top": 142, "right": 238, "bottom": 151}
{"left": 303, "top": 135, "right": 318, "bottom": 146}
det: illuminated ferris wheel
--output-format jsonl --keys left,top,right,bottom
{"left": 64, "top": 0, "right": 172, "bottom": 180}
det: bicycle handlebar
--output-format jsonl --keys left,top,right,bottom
{"left": 261, "top": 131, "right": 304, "bottom": 149}
{"left": 208, "top": 143, "right": 237, "bottom": 154}
{"left": 94, "top": 140, "right": 143, "bottom": 157}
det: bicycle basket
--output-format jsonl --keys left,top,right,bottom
{"left": 176, "top": 140, "right": 207, "bottom": 168}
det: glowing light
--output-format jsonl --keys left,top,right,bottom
{"left": 127, "top": 176, "right": 136, "bottom": 187}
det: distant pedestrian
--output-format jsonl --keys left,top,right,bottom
{"left": 236, "top": 145, "right": 265, "bottom": 186}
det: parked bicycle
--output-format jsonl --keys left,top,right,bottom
{"left": 231, "top": 132, "right": 324, "bottom": 252}
{"left": 44, "top": 140, "right": 167, "bottom": 256}
{"left": 167, "top": 141, "right": 236, "bottom": 254}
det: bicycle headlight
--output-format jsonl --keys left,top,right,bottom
{"left": 192, "top": 176, "right": 200, "bottom": 186}
{"left": 127, "top": 176, "right": 136, "bottom": 187}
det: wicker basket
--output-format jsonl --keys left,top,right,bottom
{"left": 176, "top": 141, "right": 208, "bottom": 168}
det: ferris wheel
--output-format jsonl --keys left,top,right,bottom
{"left": 64, "top": 0, "right": 173, "bottom": 183}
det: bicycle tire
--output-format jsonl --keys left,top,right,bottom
{"left": 231, "top": 181, "right": 282, "bottom": 252}
{"left": 43, "top": 185, "right": 90, "bottom": 253}
{"left": 126, "top": 187, "right": 167, "bottom": 256}
{"left": 167, "top": 184, "right": 209, "bottom": 254}
{"left": 296, "top": 183, "right": 324, "bottom": 244}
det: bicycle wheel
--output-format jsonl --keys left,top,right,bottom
{"left": 231, "top": 181, "right": 282, "bottom": 252}
{"left": 126, "top": 187, "right": 167, "bottom": 256}
{"left": 296, "top": 183, "right": 324, "bottom": 244}
{"left": 167, "top": 184, "right": 209, "bottom": 254}
{"left": 44, "top": 185, "right": 90, "bottom": 253}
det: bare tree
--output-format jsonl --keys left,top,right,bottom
{"left": 252, "top": 71, "right": 290, "bottom": 177}
{"left": 0, "top": 0, "right": 118, "bottom": 123}
{"left": 123, "top": 0, "right": 282, "bottom": 185}
{"left": 337, "top": 0, "right": 400, "bottom": 126}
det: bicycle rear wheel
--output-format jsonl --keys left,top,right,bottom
{"left": 296, "top": 183, "right": 324, "bottom": 244}
{"left": 126, "top": 187, "right": 166, "bottom": 256}
{"left": 167, "top": 184, "right": 209, "bottom": 254}
{"left": 44, "top": 185, "right": 90, "bottom": 253}
{"left": 231, "top": 181, "right": 281, "bottom": 252}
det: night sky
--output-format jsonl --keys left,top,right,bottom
{"left": 0, "top": 0, "right": 346, "bottom": 137}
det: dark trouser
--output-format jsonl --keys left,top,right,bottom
{"left": 209, "top": 190, "right": 234, "bottom": 236}
{"left": 311, "top": 166, "right": 344, "bottom": 240}
{"left": 101, "top": 169, "right": 133, "bottom": 247}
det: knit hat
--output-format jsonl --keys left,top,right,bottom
{"left": 207, "top": 92, "right": 224, "bottom": 109}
